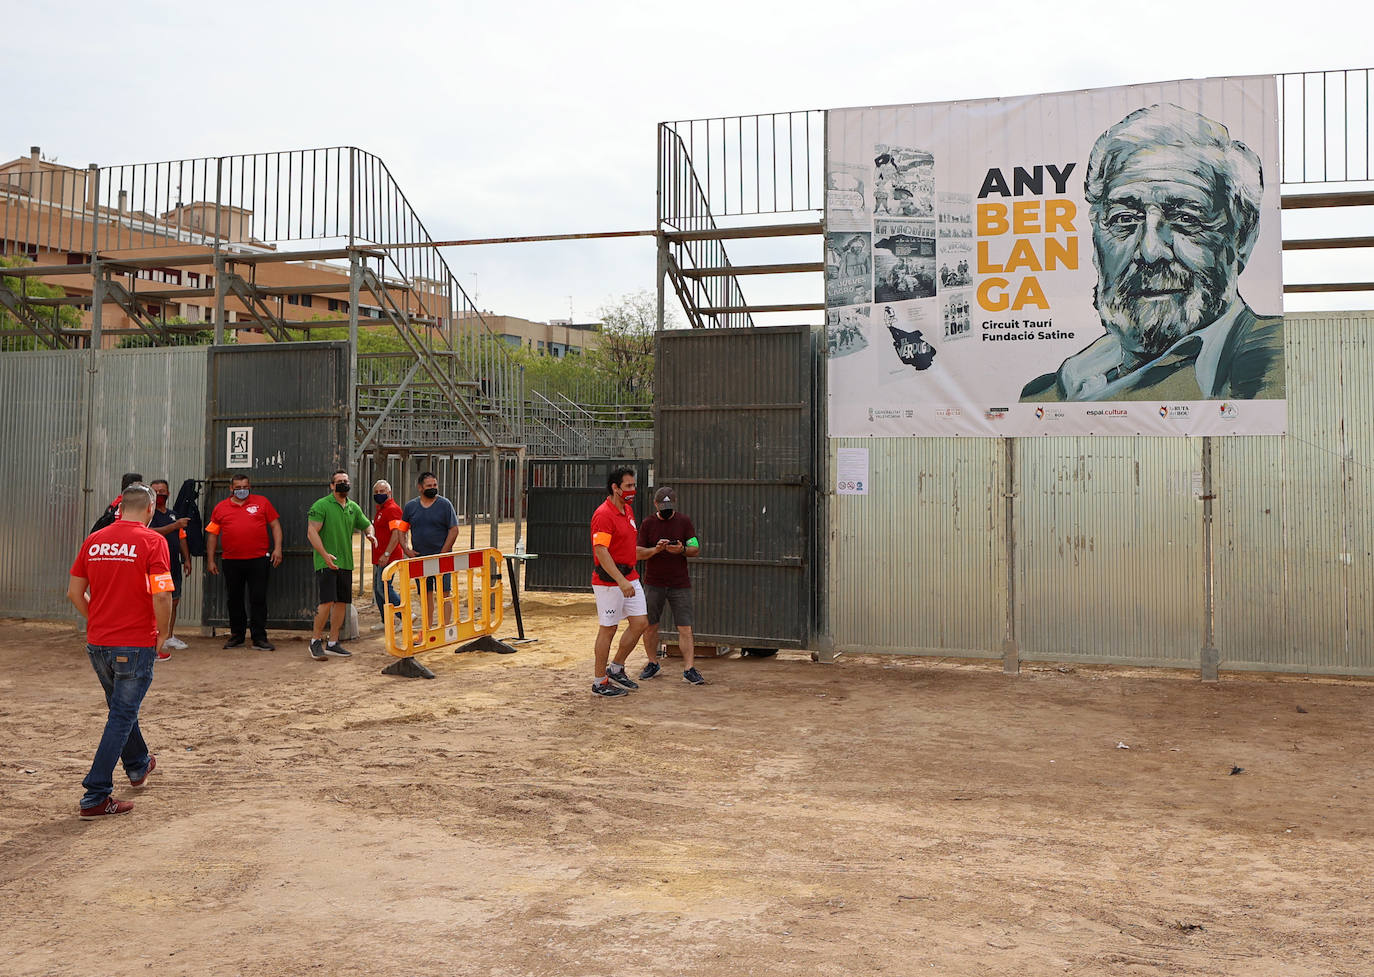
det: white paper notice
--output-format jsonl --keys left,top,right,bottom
{"left": 836, "top": 447, "right": 869, "bottom": 495}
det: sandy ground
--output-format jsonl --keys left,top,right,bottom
{"left": 2, "top": 555, "right": 1371, "bottom": 976}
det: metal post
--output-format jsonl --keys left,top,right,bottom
{"left": 1002, "top": 437, "right": 1020, "bottom": 675}
{"left": 1200, "top": 436, "right": 1219, "bottom": 681}
{"left": 656, "top": 233, "right": 667, "bottom": 333}
{"left": 347, "top": 251, "right": 362, "bottom": 471}
{"left": 513, "top": 447, "right": 526, "bottom": 554}
{"left": 489, "top": 446, "right": 500, "bottom": 550}
{"left": 85, "top": 164, "right": 100, "bottom": 258}
{"left": 212, "top": 254, "right": 226, "bottom": 344}
{"left": 89, "top": 259, "right": 104, "bottom": 350}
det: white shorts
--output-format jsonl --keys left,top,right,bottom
{"left": 593, "top": 579, "right": 646, "bottom": 626}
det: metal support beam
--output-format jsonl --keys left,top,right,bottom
{"left": 1200, "top": 437, "right": 1219, "bottom": 682}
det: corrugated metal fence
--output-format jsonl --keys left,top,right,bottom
{"left": 0, "top": 346, "right": 208, "bottom": 623}
{"left": 829, "top": 312, "right": 1374, "bottom": 676}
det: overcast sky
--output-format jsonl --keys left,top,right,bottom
{"left": 8, "top": 0, "right": 1372, "bottom": 322}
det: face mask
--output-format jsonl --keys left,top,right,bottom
{"left": 373, "top": 493, "right": 389, "bottom": 505}
{"left": 658, "top": 508, "right": 674, "bottom": 520}
{"left": 335, "top": 481, "right": 351, "bottom": 495}
{"left": 622, "top": 489, "right": 637, "bottom": 503}
{"left": 155, "top": 494, "right": 169, "bottom": 507}
{"left": 233, "top": 488, "right": 250, "bottom": 500}
{"left": 422, "top": 487, "right": 439, "bottom": 499}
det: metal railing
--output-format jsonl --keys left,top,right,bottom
{"left": 1280, "top": 68, "right": 1373, "bottom": 184}
{"left": 0, "top": 145, "right": 525, "bottom": 446}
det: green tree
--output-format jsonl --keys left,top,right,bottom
{"left": 585, "top": 289, "right": 666, "bottom": 399}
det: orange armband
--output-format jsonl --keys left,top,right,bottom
{"left": 148, "top": 573, "right": 176, "bottom": 594}
{"left": 591, "top": 532, "right": 612, "bottom": 547}
{"left": 205, "top": 521, "right": 221, "bottom": 535}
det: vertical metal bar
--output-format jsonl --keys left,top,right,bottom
{"left": 489, "top": 446, "right": 500, "bottom": 550}
{"left": 348, "top": 251, "right": 362, "bottom": 469}
{"left": 347, "top": 148, "right": 356, "bottom": 245}
{"left": 85, "top": 164, "right": 99, "bottom": 257}
{"left": 1200, "top": 436, "right": 1218, "bottom": 681}
{"left": 1002, "top": 437, "right": 1019, "bottom": 674}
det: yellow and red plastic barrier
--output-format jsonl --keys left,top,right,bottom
{"left": 380, "top": 548, "right": 504, "bottom": 657}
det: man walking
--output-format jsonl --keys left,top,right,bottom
{"left": 147, "top": 479, "right": 193, "bottom": 657}
{"left": 67, "top": 483, "right": 174, "bottom": 820}
{"left": 590, "top": 466, "right": 648, "bottom": 697}
{"left": 401, "top": 471, "right": 460, "bottom": 625}
{"left": 306, "top": 469, "right": 376, "bottom": 661}
{"left": 206, "top": 474, "right": 282, "bottom": 651}
{"left": 636, "top": 486, "right": 706, "bottom": 685}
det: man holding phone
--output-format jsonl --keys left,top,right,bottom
{"left": 636, "top": 486, "right": 705, "bottom": 685}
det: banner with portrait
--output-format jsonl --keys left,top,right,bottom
{"left": 825, "top": 76, "right": 1285, "bottom": 437}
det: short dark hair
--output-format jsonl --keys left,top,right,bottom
{"left": 120, "top": 472, "right": 144, "bottom": 491}
{"left": 418, "top": 471, "right": 437, "bottom": 484}
{"left": 607, "top": 466, "right": 636, "bottom": 494}
{"left": 332, "top": 469, "right": 348, "bottom": 479}
{"left": 230, "top": 473, "right": 251, "bottom": 485}
{"left": 149, "top": 479, "right": 170, "bottom": 491}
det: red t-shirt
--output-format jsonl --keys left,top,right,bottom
{"left": 590, "top": 496, "right": 639, "bottom": 586}
{"left": 206, "top": 494, "right": 280, "bottom": 560}
{"left": 70, "top": 520, "right": 174, "bottom": 646}
{"left": 371, "top": 499, "right": 406, "bottom": 566}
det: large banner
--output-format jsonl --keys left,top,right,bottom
{"left": 825, "top": 76, "right": 1285, "bottom": 437}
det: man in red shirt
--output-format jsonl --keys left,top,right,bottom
{"left": 67, "top": 483, "right": 174, "bottom": 820}
{"left": 370, "top": 478, "right": 406, "bottom": 615}
{"left": 590, "top": 466, "right": 648, "bottom": 697}
{"left": 205, "top": 473, "right": 283, "bottom": 651}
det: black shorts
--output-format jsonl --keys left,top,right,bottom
{"left": 315, "top": 568, "right": 353, "bottom": 605}
{"left": 644, "top": 584, "right": 693, "bottom": 628}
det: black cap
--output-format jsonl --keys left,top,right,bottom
{"left": 653, "top": 486, "right": 677, "bottom": 507}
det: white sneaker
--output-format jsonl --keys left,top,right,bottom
{"left": 163, "top": 635, "right": 188, "bottom": 650}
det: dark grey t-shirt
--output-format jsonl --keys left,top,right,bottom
{"left": 402, "top": 495, "right": 458, "bottom": 555}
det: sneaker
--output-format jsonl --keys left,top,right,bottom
{"left": 309, "top": 639, "right": 328, "bottom": 661}
{"left": 592, "top": 680, "right": 628, "bottom": 697}
{"left": 324, "top": 642, "right": 352, "bottom": 659}
{"left": 164, "top": 635, "right": 188, "bottom": 650}
{"left": 129, "top": 755, "right": 156, "bottom": 789}
{"left": 252, "top": 638, "right": 276, "bottom": 651}
{"left": 223, "top": 635, "right": 246, "bottom": 649}
{"left": 605, "top": 666, "right": 639, "bottom": 691}
{"left": 683, "top": 667, "right": 707, "bottom": 685}
{"left": 157, "top": 649, "right": 172, "bottom": 661}
{"left": 79, "top": 797, "right": 133, "bottom": 820}
{"left": 638, "top": 661, "right": 662, "bottom": 681}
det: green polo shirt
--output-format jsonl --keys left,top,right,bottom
{"left": 307, "top": 494, "right": 372, "bottom": 571}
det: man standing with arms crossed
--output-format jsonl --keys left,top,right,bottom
{"left": 590, "top": 466, "right": 648, "bottom": 697}
{"left": 636, "top": 486, "right": 706, "bottom": 685}
{"left": 400, "top": 471, "right": 460, "bottom": 626}
{"left": 67, "top": 483, "right": 174, "bottom": 820}
{"left": 205, "top": 473, "right": 283, "bottom": 651}
{"left": 306, "top": 469, "right": 376, "bottom": 661}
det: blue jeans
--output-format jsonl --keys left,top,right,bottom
{"left": 81, "top": 645, "right": 155, "bottom": 808}
{"left": 372, "top": 566, "right": 401, "bottom": 616}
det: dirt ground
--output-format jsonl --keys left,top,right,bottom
{"left": 2, "top": 571, "right": 1371, "bottom": 976}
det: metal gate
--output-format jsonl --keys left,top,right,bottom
{"left": 525, "top": 459, "right": 651, "bottom": 592}
{"left": 655, "top": 325, "right": 819, "bottom": 648}
{"left": 202, "top": 342, "right": 351, "bottom": 631}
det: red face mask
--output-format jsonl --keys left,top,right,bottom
{"left": 621, "top": 489, "right": 637, "bottom": 503}
{"left": 155, "top": 495, "right": 169, "bottom": 507}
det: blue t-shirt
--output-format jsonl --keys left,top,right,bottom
{"left": 150, "top": 509, "right": 182, "bottom": 579}
{"left": 402, "top": 495, "right": 459, "bottom": 555}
